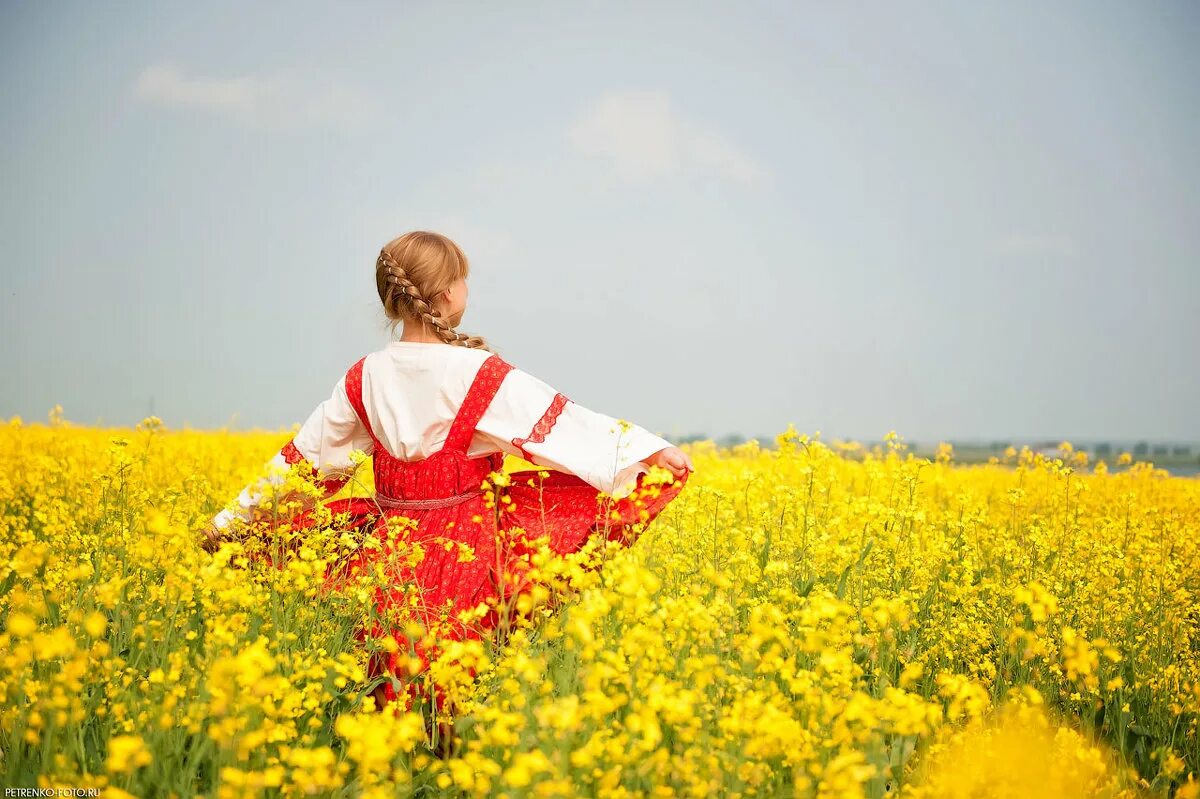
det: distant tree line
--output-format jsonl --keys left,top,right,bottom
{"left": 676, "top": 432, "right": 752, "bottom": 449}
{"left": 981, "top": 441, "right": 1194, "bottom": 459}
{"left": 671, "top": 433, "right": 1197, "bottom": 463}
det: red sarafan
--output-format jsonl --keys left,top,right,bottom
{"left": 207, "top": 230, "right": 691, "bottom": 717}
{"left": 216, "top": 344, "right": 690, "bottom": 716}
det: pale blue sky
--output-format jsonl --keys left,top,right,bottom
{"left": 2, "top": 1, "right": 1197, "bottom": 444}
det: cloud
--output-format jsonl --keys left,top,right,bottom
{"left": 997, "top": 233, "right": 1079, "bottom": 258}
{"left": 567, "top": 90, "right": 768, "bottom": 186}
{"left": 133, "top": 64, "right": 376, "bottom": 133}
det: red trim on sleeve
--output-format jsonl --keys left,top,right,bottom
{"left": 512, "top": 392, "right": 570, "bottom": 460}
{"left": 281, "top": 438, "right": 304, "bottom": 465}
{"left": 281, "top": 437, "right": 320, "bottom": 480}
{"left": 282, "top": 436, "right": 348, "bottom": 496}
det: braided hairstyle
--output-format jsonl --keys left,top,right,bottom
{"left": 375, "top": 231, "right": 494, "bottom": 353}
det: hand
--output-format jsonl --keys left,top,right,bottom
{"left": 199, "top": 520, "right": 227, "bottom": 554}
{"left": 641, "top": 447, "right": 694, "bottom": 480}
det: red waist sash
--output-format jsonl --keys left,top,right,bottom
{"left": 373, "top": 489, "right": 484, "bottom": 511}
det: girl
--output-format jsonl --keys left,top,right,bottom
{"left": 202, "top": 230, "right": 693, "bottom": 717}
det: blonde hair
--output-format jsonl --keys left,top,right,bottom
{"left": 375, "top": 231, "right": 494, "bottom": 352}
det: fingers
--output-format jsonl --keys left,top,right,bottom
{"left": 200, "top": 524, "right": 226, "bottom": 553}
{"left": 645, "top": 447, "right": 694, "bottom": 478}
{"left": 664, "top": 447, "right": 694, "bottom": 476}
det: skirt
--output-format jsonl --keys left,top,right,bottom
{"left": 252, "top": 465, "right": 690, "bottom": 715}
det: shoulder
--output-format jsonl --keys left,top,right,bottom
{"left": 435, "top": 345, "right": 497, "bottom": 376}
{"left": 442, "top": 348, "right": 539, "bottom": 403}
{"left": 490, "top": 357, "right": 561, "bottom": 403}
{"left": 341, "top": 352, "right": 373, "bottom": 386}
{"left": 356, "top": 344, "right": 510, "bottom": 389}
{"left": 459, "top": 348, "right": 517, "bottom": 394}
{"left": 355, "top": 344, "right": 493, "bottom": 372}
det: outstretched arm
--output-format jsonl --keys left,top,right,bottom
{"left": 474, "top": 366, "right": 692, "bottom": 499}
{"left": 202, "top": 373, "right": 374, "bottom": 550}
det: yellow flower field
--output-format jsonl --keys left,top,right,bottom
{"left": 1, "top": 410, "right": 1198, "bottom": 798}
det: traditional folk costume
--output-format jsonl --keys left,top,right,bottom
{"left": 212, "top": 341, "right": 690, "bottom": 712}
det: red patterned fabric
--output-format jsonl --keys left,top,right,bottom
{"left": 255, "top": 351, "right": 690, "bottom": 717}
{"left": 512, "top": 392, "right": 570, "bottom": 461}
{"left": 343, "top": 356, "right": 379, "bottom": 451}
{"left": 281, "top": 439, "right": 304, "bottom": 465}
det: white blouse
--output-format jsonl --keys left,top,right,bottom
{"left": 212, "top": 341, "right": 676, "bottom": 530}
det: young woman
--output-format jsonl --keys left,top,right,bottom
{"left": 202, "top": 230, "right": 693, "bottom": 716}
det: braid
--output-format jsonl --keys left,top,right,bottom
{"left": 378, "top": 250, "right": 491, "bottom": 351}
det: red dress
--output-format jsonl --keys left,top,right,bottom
{"left": 265, "top": 352, "right": 690, "bottom": 714}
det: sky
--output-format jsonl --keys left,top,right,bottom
{"left": 1, "top": 1, "right": 1197, "bottom": 445}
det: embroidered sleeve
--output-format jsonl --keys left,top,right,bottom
{"left": 473, "top": 367, "right": 674, "bottom": 500}
{"left": 211, "top": 375, "right": 374, "bottom": 530}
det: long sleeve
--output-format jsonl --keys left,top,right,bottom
{"left": 211, "top": 374, "right": 375, "bottom": 531}
{"left": 473, "top": 367, "right": 674, "bottom": 500}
